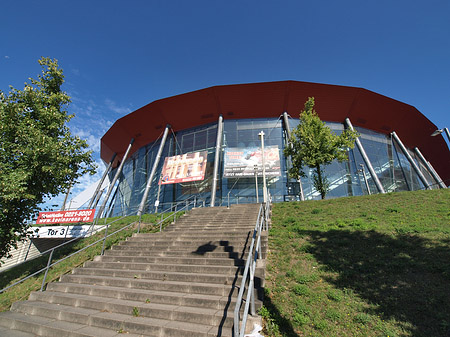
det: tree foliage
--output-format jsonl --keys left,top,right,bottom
{"left": 284, "top": 97, "right": 359, "bottom": 199}
{"left": 0, "top": 57, "right": 96, "bottom": 259}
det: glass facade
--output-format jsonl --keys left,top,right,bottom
{"left": 105, "top": 117, "right": 441, "bottom": 217}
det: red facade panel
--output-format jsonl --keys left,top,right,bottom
{"left": 100, "top": 80, "right": 450, "bottom": 184}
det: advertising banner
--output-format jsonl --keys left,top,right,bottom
{"left": 223, "top": 146, "right": 281, "bottom": 178}
{"left": 161, "top": 151, "right": 208, "bottom": 185}
{"left": 36, "top": 209, "right": 95, "bottom": 225}
{"left": 30, "top": 225, "right": 104, "bottom": 239}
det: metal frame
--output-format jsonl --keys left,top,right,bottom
{"left": 345, "top": 118, "right": 386, "bottom": 194}
{"left": 137, "top": 125, "right": 171, "bottom": 218}
{"left": 414, "top": 147, "right": 447, "bottom": 188}
{"left": 95, "top": 138, "right": 135, "bottom": 221}
{"left": 210, "top": 115, "right": 224, "bottom": 207}
{"left": 88, "top": 153, "right": 116, "bottom": 209}
{"left": 233, "top": 199, "right": 270, "bottom": 337}
{"left": 282, "top": 112, "right": 305, "bottom": 201}
{"left": 391, "top": 131, "right": 431, "bottom": 190}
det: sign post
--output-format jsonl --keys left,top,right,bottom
{"left": 259, "top": 131, "right": 268, "bottom": 204}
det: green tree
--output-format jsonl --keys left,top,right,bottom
{"left": 0, "top": 57, "right": 96, "bottom": 259}
{"left": 284, "top": 97, "right": 358, "bottom": 199}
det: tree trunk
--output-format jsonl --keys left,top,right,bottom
{"left": 316, "top": 164, "right": 326, "bottom": 199}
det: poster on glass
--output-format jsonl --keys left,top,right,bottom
{"left": 223, "top": 146, "right": 281, "bottom": 178}
{"left": 160, "top": 151, "right": 208, "bottom": 184}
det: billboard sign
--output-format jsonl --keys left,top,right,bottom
{"left": 36, "top": 209, "right": 95, "bottom": 225}
{"left": 223, "top": 146, "right": 281, "bottom": 178}
{"left": 161, "top": 151, "right": 208, "bottom": 185}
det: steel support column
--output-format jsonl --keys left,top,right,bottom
{"left": 137, "top": 125, "right": 171, "bottom": 217}
{"left": 92, "top": 188, "right": 105, "bottom": 210}
{"left": 283, "top": 112, "right": 305, "bottom": 201}
{"left": 60, "top": 186, "right": 71, "bottom": 211}
{"left": 413, "top": 147, "right": 446, "bottom": 189}
{"left": 88, "top": 153, "right": 116, "bottom": 209}
{"left": 95, "top": 138, "right": 135, "bottom": 220}
{"left": 210, "top": 115, "right": 223, "bottom": 207}
{"left": 345, "top": 118, "right": 385, "bottom": 194}
{"left": 391, "top": 132, "right": 430, "bottom": 190}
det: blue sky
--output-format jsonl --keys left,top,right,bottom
{"left": 1, "top": 0, "right": 450, "bottom": 209}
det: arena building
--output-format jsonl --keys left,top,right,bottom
{"left": 97, "top": 81, "right": 450, "bottom": 217}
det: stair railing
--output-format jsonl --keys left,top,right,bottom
{"left": 233, "top": 196, "right": 271, "bottom": 337}
{"left": 137, "top": 195, "right": 201, "bottom": 232}
{"left": 0, "top": 203, "right": 191, "bottom": 294}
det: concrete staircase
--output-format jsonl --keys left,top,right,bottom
{"left": 0, "top": 204, "right": 267, "bottom": 337}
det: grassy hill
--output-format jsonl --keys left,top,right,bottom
{"left": 263, "top": 189, "right": 450, "bottom": 337}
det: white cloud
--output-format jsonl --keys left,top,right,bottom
{"left": 105, "top": 98, "right": 131, "bottom": 115}
{"left": 4, "top": 56, "right": 10, "bottom": 59}
{"left": 69, "top": 97, "right": 98, "bottom": 118}
{"left": 73, "top": 128, "right": 102, "bottom": 153}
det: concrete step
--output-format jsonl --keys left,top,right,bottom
{"left": 118, "top": 238, "right": 266, "bottom": 247}
{"left": 59, "top": 274, "right": 235, "bottom": 297}
{"left": 100, "top": 250, "right": 248, "bottom": 260}
{"left": 8, "top": 302, "right": 231, "bottom": 337}
{"left": 118, "top": 238, "right": 254, "bottom": 247}
{"left": 13, "top": 298, "right": 236, "bottom": 329}
{"left": 44, "top": 284, "right": 236, "bottom": 310}
{"left": 72, "top": 267, "right": 243, "bottom": 285}
{"left": 31, "top": 290, "right": 253, "bottom": 326}
{"left": 103, "top": 249, "right": 268, "bottom": 261}
{"left": 106, "top": 246, "right": 268, "bottom": 259}
{"left": 84, "top": 260, "right": 243, "bottom": 274}
{"left": 96, "top": 254, "right": 246, "bottom": 266}
{"left": 172, "top": 218, "right": 257, "bottom": 222}
{"left": 105, "top": 242, "right": 267, "bottom": 258}
{"left": 132, "top": 231, "right": 255, "bottom": 239}
{"left": 0, "top": 325, "right": 37, "bottom": 337}
{"left": 0, "top": 311, "right": 145, "bottom": 337}
{"left": 162, "top": 226, "right": 255, "bottom": 232}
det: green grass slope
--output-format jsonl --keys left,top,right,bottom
{"left": 263, "top": 189, "right": 450, "bottom": 337}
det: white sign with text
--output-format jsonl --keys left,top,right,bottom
{"left": 30, "top": 225, "right": 105, "bottom": 239}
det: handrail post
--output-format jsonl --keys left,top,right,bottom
{"left": 41, "top": 248, "right": 55, "bottom": 291}
{"left": 250, "top": 261, "right": 256, "bottom": 316}
{"left": 101, "top": 224, "right": 109, "bottom": 255}
{"left": 174, "top": 205, "right": 178, "bottom": 223}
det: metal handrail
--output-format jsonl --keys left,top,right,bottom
{"left": 0, "top": 203, "right": 191, "bottom": 294}
{"left": 153, "top": 197, "right": 207, "bottom": 214}
{"left": 233, "top": 197, "right": 271, "bottom": 336}
{"left": 138, "top": 195, "right": 204, "bottom": 231}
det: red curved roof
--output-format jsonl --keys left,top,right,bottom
{"left": 101, "top": 80, "right": 450, "bottom": 184}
